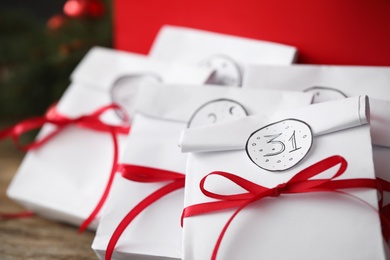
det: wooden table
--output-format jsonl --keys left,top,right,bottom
{"left": 0, "top": 139, "right": 97, "bottom": 260}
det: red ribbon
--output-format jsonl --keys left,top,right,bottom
{"left": 376, "top": 177, "right": 390, "bottom": 240}
{"left": 0, "top": 103, "right": 129, "bottom": 151}
{"left": 181, "top": 155, "right": 386, "bottom": 260}
{"left": 105, "top": 164, "right": 185, "bottom": 260}
{"left": 0, "top": 211, "right": 35, "bottom": 219}
{"left": 0, "top": 103, "right": 130, "bottom": 230}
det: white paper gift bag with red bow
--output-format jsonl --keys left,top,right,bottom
{"left": 6, "top": 47, "right": 212, "bottom": 230}
{"left": 180, "top": 96, "right": 388, "bottom": 260}
{"left": 91, "top": 83, "right": 313, "bottom": 260}
{"left": 149, "top": 25, "right": 297, "bottom": 86}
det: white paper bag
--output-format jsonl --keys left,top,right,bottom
{"left": 6, "top": 47, "right": 212, "bottom": 229}
{"left": 149, "top": 25, "right": 297, "bottom": 86}
{"left": 92, "top": 83, "right": 313, "bottom": 259}
{"left": 180, "top": 96, "right": 387, "bottom": 260}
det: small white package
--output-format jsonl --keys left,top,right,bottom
{"left": 92, "top": 83, "right": 313, "bottom": 259}
{"left": 180, "top": 96, "right": 387, "bottom": 260}
{"left": 6, "top": 47, "right": 212, "bottom": 229}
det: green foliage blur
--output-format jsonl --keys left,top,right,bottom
{"left": 0, "top": 0, "right": 113, "bottom": 121}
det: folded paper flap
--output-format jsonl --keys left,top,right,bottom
{"left": 70, "top": 47, "right": 146, "bottom": 90}
{"left": 181, "top": 96, "right": 369, "bottom": 153}
{"left": 53, "top": 83, "right": 123, "bottom": 125}
{"left": 134, "top": 83, "right": 313, "bottom": 123}
{"left": 244, "top": 64, "right": 390, "bottom": 101}
{"left": 70, "top": 47, "right": 211, "bottom": 92}
{"left": 150, "top": 25, "right": 297, "bottom": 64}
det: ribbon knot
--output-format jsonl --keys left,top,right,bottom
{"left": 271, "top": 183, "right": 287, "bottom": 197}
{"left": 0, "top": 103, "right": 130, "bottom": 151}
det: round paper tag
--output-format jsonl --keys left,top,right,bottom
{"left": 303, "top": 86, "right": 348, "bottom": 103}
{"left": 111, "top": 73, "right": 162, "bottom": 120}
{"left": 200, "top": 54, "right": 242, "bottom": 86}
{"left": 246, "top": 119, "right": 313, "bottom": 172}
{"left": 187, "top": 99, "right": 247, "bottom": 128}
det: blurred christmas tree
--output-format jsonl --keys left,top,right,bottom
{"left": 0, "top": 0, "right": 112, "bottom": 121}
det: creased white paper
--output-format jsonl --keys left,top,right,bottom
{"left": 134, "top": 83, "right": 313, "bottom": 122}
{"left": 181, "top": 96, "right": 368, "bottom": 153}
{"left": 149, "top": 25, "right": 297, "bottom": 86}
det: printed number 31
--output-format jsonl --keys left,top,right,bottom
{"left": 264, "top": 131, "right": 301, "bottom": 157}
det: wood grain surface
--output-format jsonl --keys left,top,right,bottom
{"left": 0, "top": 139, "right": 97, "bottom": 260}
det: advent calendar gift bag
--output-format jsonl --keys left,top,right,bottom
{"left": 92, "top": 83, "right": 313, "bottom": 260}
{"left": 6, "top": 47, "right": 211, "bottom": 230}
{"left": 149, "top": 25, "right": 297, "bottom": 86}
{"left": 180, "top": 96, "right": 388, "bottom": 260}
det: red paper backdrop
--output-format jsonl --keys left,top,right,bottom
{"left": 114, "top": 0, "right": 390, "bottom": 66}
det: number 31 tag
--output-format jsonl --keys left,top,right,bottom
{"left": 246, "top": 119, "right": 313, "bottom": 172}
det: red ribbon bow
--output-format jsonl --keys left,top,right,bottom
{"left": 0, "top": 103, "right": 129, "bottom": 151}
{"left": 182, "top": 155, "right": 385, "bottom": 260}
{"left": 105, "top": 164, "right": 185, "bottom": 260}
{"left": 0, "top": 103, "right": 130, "bottom": 229}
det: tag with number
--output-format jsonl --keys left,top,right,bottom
{"left": 187, "top": 99, "right": 247, "bottom": 128}
{"left": 303, "top": 86, "right": 347, "bottom": 103}
{"left": 200, "top": 54, "right": 242, "bottom": 86}
{"left": 246, "top": 119, "right": 313, "bottom": 172}
{"left": 111, "top": 73, "right": 162, "bottom": 120}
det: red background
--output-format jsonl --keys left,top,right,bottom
{"left": 114, "top": 0, "right": 390, "bottom": 66}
